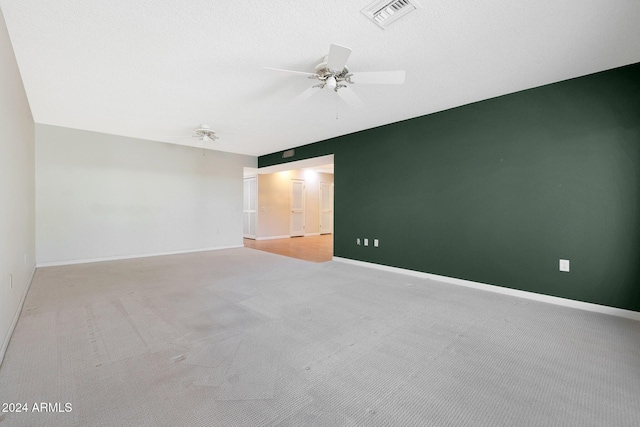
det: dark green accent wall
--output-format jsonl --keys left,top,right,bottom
{"left": 259, "top": 63, "right": 640, "bottom": 312}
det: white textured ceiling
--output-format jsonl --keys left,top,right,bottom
{"left": 2, "top": 0, "right": 639, "bottom": 156}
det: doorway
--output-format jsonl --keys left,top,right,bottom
{"left": 243, "top": 155, "right": 334, "bottom": 262}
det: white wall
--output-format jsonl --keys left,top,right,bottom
{"left": 36, "top": 124, "right": 256, "bottom": 264}
{"left": 0, "top": 8, "right": 36, "bottom": 363}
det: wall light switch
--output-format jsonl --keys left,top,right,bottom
{"left": 559, "top": 259, "right": 570, "bottom": 272}
{"left": 364, "top": 238, "right": 369, "bottom": 246}
{"left": 374, "top": 239, "right": 379, "bottom": 247}
{"left": 357, "top": 238, "right": 361, "bottom": 245}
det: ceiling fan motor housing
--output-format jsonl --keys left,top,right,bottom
{"left": 314, "top": 59, "right": 352, "bottom": 90}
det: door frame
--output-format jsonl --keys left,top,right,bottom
{"left": 319, "top": 181, "right": 334, "bottom": 235}
{"left": 243, "top": 176, "right": 257, "bottom": 239}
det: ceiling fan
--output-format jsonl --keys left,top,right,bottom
{"left": 187, "top": 124, "right": 218, "bottom": 142}
{"left": 265, "top": 44, "right": 405, "bottom": 108}
{"left": 168, "top": 124, "right": 219, "bottom": 142}
{"left": 166, "top": 124, "right": 219, "bottom": 155}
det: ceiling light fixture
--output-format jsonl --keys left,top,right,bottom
{"left": 326, "top": 75, "right": 337, "bottom": 90}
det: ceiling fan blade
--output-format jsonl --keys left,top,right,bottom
{"left": 326, "top": 44, "right": 352, "bottom": 72}
{"left": 336, "top": 86, "right": 364, "bottom": 109}
{"left": 290, "top": 85, "right": 322, "bottom": 105}
{"left": 349, "top": 70, "right": 406, "bottom": 85}
{"left": 263, "top": 67, "right": 318, "bottom": 78}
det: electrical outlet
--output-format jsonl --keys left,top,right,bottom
{"left": 559, "top": 259, "right": 570, "bottom": 272}
{"left": 374, "top": 239, "right": 379, "bottom": 247}
{"left": 364, "top": 239, "right": 369, "bottom": 246}
{"left": 357, "top": 238, "right": 361, "bottom": 245}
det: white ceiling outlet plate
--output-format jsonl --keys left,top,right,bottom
{"left": 559, "top": 259, "right": 570, "bottom": 272}
{"left": 361, "top": 0, "right": 422, "bottom": 29}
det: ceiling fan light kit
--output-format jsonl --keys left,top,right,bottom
{"left": 309, "top": 52, "right": 353, "bottom": 93}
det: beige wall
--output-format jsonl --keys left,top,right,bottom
{"left": 256, "top": 170, "right": 333, "bottom": 239}
{"left": 1, "top": 7, "right": 36, "bottom": 364}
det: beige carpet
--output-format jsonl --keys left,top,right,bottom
{"left": 1, "top": 248, "right": 639, "bottom": 426}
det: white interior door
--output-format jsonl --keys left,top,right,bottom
{"left": 319, "top": 181, "right": 333, "bottom": 234}
{"left": 243, "top": 177, "right": 257, "bottom": 238}
{"left": 290, "top": 179, "right": 305, "bottom": 237}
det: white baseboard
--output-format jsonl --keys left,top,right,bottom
{"left": 305, "top": 233, "right": 321, "bottom": 237}
{"left": 1, "top": 265, "right": 36, "bottom": 367}
{"left": 36, "top": 245, "right": 244, "bottom": 268}
{"left": 332, "top": 257, "right": 640, "bottom": 322}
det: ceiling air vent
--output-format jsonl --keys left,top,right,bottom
{"left": 282, "top": 149, "right": 295, "bottom": 159}
{"left": 361, "top": 0, "right": 421, "bottom": 29}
